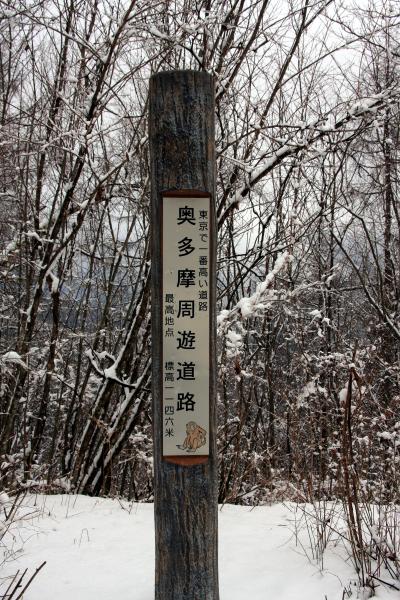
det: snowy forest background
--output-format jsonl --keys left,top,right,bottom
{"left": 0, "top": 0, "right": 399, "bottom": 575}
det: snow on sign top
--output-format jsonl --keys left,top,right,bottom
{"left": 162, "top": 195, "right": 210, "bottom": 457}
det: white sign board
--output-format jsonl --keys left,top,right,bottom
{"left": 162, "top": 195, "right": 210, "bottom": 456}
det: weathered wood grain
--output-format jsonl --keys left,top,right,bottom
{"left": 149, "top": 70, "right": 219, "bottom": 600}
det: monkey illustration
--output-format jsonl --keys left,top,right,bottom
{"left": 177, "top": 421, "right": 207, "bottom": 452}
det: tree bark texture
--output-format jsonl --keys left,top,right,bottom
{"left": 149, "top": 70, "right": 219, "bottom": 600}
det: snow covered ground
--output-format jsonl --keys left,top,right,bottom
{"left": 0, "top": 494, "right": 397, "bottom": 600}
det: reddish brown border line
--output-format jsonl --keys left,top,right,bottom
{"left": 161, "top": 190, "right": 211, "bottom": 466}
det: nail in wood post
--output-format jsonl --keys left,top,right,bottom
{"left": 149, "top": 70, "right": 219, "bottom": 600}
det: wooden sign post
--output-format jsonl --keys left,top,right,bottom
{"left": 149, "top": 71, "right": 219, "bottom": 599}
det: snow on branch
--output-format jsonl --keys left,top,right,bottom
{"left": 85, "top": 348, "right": 140, "bottom": 389}
{"left": 217, "top": 251, "right": 293, "bottom": 334}
{"left": 218, "top": 88, "right": 399, "bottom": 228}
{"left": 1, "top": 351, "right": 28, "bottom": 370}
